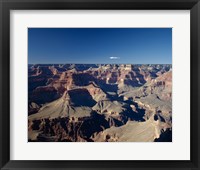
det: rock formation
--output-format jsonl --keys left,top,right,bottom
{"left": 28, "top": 64, "right": 172, "bottom": 142}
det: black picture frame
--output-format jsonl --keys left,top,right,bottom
{"left": 0, "top": 0, "right": 200, "bottom": 169}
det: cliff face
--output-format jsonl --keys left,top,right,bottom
{"left": 28, "top": 64, "right": 172, "bottom": 142}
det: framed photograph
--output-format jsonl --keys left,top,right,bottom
{"left": 0, "top": 0, "right": 200, "bottom": 169}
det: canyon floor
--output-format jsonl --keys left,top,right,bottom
{"left": 28, "top": 64, "right": 172, "bottom": 142}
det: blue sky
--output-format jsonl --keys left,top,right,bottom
{"left": 28, "top": 28, "right": 172, "bottom": 64}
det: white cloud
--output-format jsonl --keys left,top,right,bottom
{"left": 110, "top": 56, "right": 120, "bottom": 60}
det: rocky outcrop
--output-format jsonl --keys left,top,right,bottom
{"left": 92, "top": 116, "right": 171, "bottom": 142}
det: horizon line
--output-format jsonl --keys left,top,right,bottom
{"left": 28, "top": 63, "right": 172, "bottom": 65}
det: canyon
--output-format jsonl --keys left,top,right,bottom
{"left": 28, "top": 64, "right": 172, "bottom": 142}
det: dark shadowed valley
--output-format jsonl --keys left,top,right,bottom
{"left": 28, "top": 64, "right": 172, "bottom": 142}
